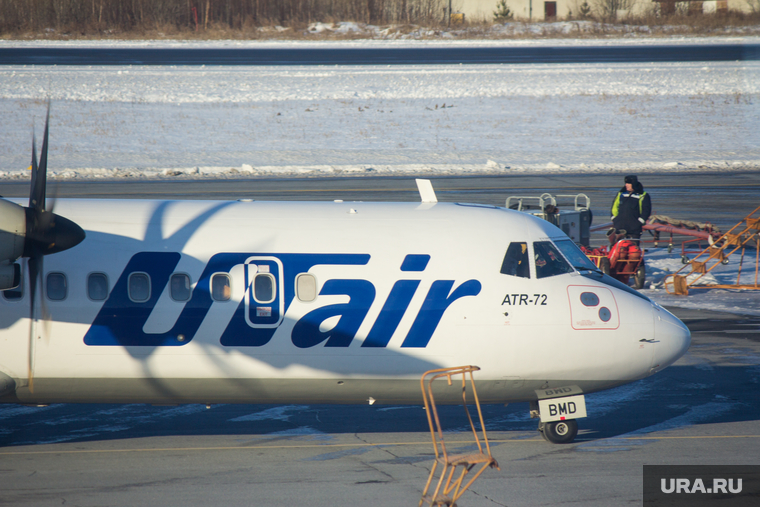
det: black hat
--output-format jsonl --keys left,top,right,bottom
{"left": 624, "top": 175, "right": 638, "bottom": 184}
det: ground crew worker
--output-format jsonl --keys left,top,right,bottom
{"left": 610, "top": 174, "right": 651, "bottom": 240}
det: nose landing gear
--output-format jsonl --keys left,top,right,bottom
{"left": 538, "top": 419, "right": 578, "bottom": 444}
{"left": 531, "top": 394, "right": 585, "bottom": 443}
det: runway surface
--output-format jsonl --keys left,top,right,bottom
{"left": 1, "top": 175, "right": 759, "bottom": 506}
{"left": 1, "top": 172, "right": 758, "bottom": 233}
{"left": 2, "top": 44, "right": 760, "bottom": 66}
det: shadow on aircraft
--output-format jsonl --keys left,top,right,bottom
{"left": 0, "top": 364, "right": 757, "bottom": 448}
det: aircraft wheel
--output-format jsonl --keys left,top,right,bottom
{"left": 634, "top": 264, "right": 646, "bottom": 290}
{"left": 600, "top": 257, "right": 611, "bottom": 276}
{"left": 541, "top": 420, "right": 578, "bottom": 444}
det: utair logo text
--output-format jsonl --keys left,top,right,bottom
{"left": 83, "top": 252, "right": 481, "bottom": 348}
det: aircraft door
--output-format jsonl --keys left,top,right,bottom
{"left": 244, "top": 257, "right": 284, "bottom": 328}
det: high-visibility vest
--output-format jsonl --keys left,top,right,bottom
{"left": 611, "top": 191, "right": 647, "bottom": 216}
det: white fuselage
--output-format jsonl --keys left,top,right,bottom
{"left": 0, "top": 198, "right": 690, "bottom": 406}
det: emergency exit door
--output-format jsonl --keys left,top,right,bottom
{"left": 244, "top": 257, "right": 284, "bottom": 328}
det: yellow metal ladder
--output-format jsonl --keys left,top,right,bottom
{"left": 666, "top": 205, "right": 760, "bottom": 295}
{"left": 419, "top": 366, "right": 500, "bottom": 507}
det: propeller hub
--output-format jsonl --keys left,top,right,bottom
{"left": 23, "top": 208, "right": 86, "bottom": 258}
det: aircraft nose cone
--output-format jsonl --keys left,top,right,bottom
{"left": 651, "top": 307, "right": 691, "bottom": 373}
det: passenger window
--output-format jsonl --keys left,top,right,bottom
{"left": 170, "top": 273, "right": 191, "bottom": 301}
{"left": 128, "top": 272, "right": 151, "bottom": 302}
{"left": 211, "top": 273, "right": 231, "bottom": 301}
{"left": 534, "top": 241, "right": 574, "bottom": 279}
{"left": 296, "top": 273, "right": 317, "bottom": 302}
{"left": 253, "top": 274, "right": 275, "bottom": 303}
{"left": 88, "top": 273, "right": 109, "bottom": 301}
{"left": 500, "top": 242, "right": 530, "bottom": 278}
{"left": 46, "top": 273, "right": 67, "bottom": 301}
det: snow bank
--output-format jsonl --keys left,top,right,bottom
{"left": 11, "top": 20, "right": 759, "bottom": 42}
{"left": 1, "top": 55, "right": 758, "bottom": 178}
{"left": 3, "top": 35, "right": 760, "bottom": 48}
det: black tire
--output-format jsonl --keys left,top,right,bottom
{"left": 600, "top": 257, "right": 611, "bottom": 276}
{"left": 634, "top": 263, "right": 646, "bottom": 290}
{"left": 541, "top": 420, "right": 578, "bottom": 444}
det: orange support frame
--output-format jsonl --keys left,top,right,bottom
{"left": 419, "top": 366, "right": 500, "bottom": 507}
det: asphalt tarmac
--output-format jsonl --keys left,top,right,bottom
{"left": 0, "top": 306, "right": 758, "bottom": 506}
{"left": 0, "top": 175, "right": 759, "bottom": 506}
{"left": 1, "top": 172, "right": 758, "bottom": 233}
{"left": 2, "top": 44, "right": 759, "bottom": 66}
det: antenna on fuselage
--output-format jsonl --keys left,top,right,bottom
{"left": 416, "top": 179, "right": 438, "bottom": 203}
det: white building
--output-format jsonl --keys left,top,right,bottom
{"left": 454, "top": 0, "right": 752, "bottom": 22}
{"left": 455, "top": 0, "right": 568, "bottom": 20}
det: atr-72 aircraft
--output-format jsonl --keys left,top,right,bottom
{"left": 0, "top": 110, "right": 690, "bottom": 443}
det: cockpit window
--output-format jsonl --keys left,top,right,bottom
{"left": 534, "top": 241, "right": 574, "bottom": 279}
{"left": 554, "top": 238, "right": 598, "bottom": 272}
{"left": 500, "top": 242, "right": 530, "bottom": 278}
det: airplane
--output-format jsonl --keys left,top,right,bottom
{"left": 0, "top": 108, "right": 690, "bottom": 444}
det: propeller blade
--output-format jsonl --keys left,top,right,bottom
{"left": 20, "top": 103, "right": 81, "bottom": 393}
{"left": 31, "top": 105, "right": 50, "bottom": 212}
{"left": 27, "top": 256, "right": 42, "bottom": 393}
{"left": 23, "top": 105, "right": 84, "bottom": 260}
{"left": 29, "top": 134, "right": 38, "bottom": 208}
{"left": 47, "top": 184, "right": 58, "bottom": 215}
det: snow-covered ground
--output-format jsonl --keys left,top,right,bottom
{"left": 1, "top": 37, "right": 759, "bottom": 179}
{"left": 0, "top": 37, "right": 758, "bottom": 316}
{"left": 6, "top": 34, "right": 760, "bottom": 48}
